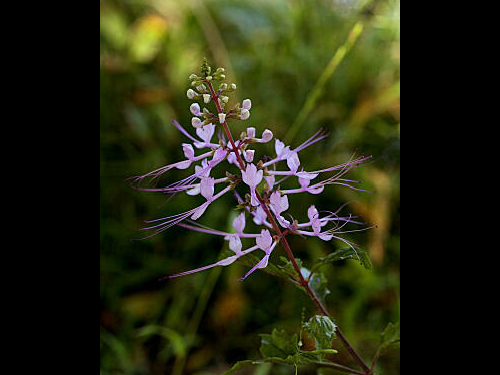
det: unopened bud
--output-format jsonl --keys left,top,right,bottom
{"left": 203, "top": 94, "right": 211, "bottom": 103}
{"left": 191, "top": 117, "right": 203, "bottom": 128}
{"left": 240, "top": 108, "right": 250, "bottom": 120}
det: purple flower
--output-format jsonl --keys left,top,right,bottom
{"left": 132, "top": 67, "right": 374, "bottom": 282}
{"left": 242, "top": 163, "right": 263, "bottom": 206}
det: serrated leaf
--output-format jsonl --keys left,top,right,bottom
{"left": 278, "top": 256, "right": 303, "bottom": 279}
{"left": 299, "top": 268, "right": 330, "bottom": 305}
{"left": 379, "top": 321, "right": 400, "bottom": 354}
{"left": 303, "top": 316, "right": 337, "bottom": 354}
{"left": 259, "top": 329, "right": 299, "bottom": 359}
{"left": 314, "top": 248, "right": 372, "bottom": 270}
{"left": 308, "top": 272, "right": 331, "bottom": 305}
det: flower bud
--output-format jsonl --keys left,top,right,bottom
{"left": 203, "top": 94, "right": 211, "bottom": 103}
{"left": 196, "top": 84, "right": 207, "bottom": 93}
{"left": 244, "top": 149, "right": 255, "bottom": 162}
{"left": 240, "top": 108, "right": 250, "bottom": 120}
{"left": 190, "top": 103, "right": 202, "bottom": 116}
{"left": 221, "top": 96, "right": 229, "bottom": 103}
{"left": 219, "top": 83, "right": 228, "bottom": 91}
{"left": 218, "top": 113, "right": 226, "bottom": 123}
{"left": 246, "top": 127, "right": 256, "bottom": 138}
{"left": 191, "top": 117, "right": 203, "bottom": 128}
{"left": 261, "top": 129, "right": 273, "bottom": 143}
{"left": 187, "top": 89, "right": 196, "bottom": 99}
{"left": 242, "top": 99, "right": 252, "bottom": 110}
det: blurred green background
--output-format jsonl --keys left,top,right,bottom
{"left": 100, "top": 0, "right": 400, "bottom": 374}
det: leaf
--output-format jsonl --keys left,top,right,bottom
{"left": 313, "top": 248, "right": 372, "bottom": 270}
{"left": 307, "top": 271, "right": 331, "bottom": 306}
{"left": 221, "top": 360, "right": 255, "bottom": 375}
{"left": 278, "top": 256, "right": 303, "bottom": 279}
{"left": 303, "top": 316, "right": 337, "bottom": 355}
{"left": 379, "top": 321, "right": 400, "bottom": 354}
{"left": 259, "top": 329, "right": 299, "bottom": 359}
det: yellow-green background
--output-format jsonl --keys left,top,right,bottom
{"left": 100, "top": 0, "right": 400, "bottom": 374}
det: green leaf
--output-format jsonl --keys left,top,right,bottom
{"left": 313, "top": 248, "right": 372, "bottom": 270}
{"left": 303, "top": 315, "right": 337, "bottom": 353}
{"left": 278, "top": 256, "right": 303, "bottom": 279}
{"left": 259, "top": 329, "right": 299, "bottom": 359}
{"left": 379, "top": 321, "right": 400, "bottom": 354}
{"left": 221, "top": 360, "right": 255, "bottom": 375}
{"left": 307, "top": 271, "right": 331, "bottom": 306}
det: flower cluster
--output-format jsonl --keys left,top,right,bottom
{"left": 131, "top": 60, "right": 373, "bottom": 280}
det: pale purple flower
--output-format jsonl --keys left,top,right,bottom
{"left": 200, "top": 176, "right": 215, "bottom": 200}
{"left": 269, "top": 191, "right": 290, "bottom": 228}
{"left": 275, "top": 139, "right": 291, "bottom": 160}
{"left": 242, "top": 163, "right": 263, "bottom": 206}
{"left": 132, "top": 72, "right": 374, "bottom": 282}
{"left": 194, "top": 124, "right": 216, "bottom": 148}
{"left": 233, "top": 212, "right": 246, "bottom": 234}
{"left": 241, "top": 229, "right": 277, "bottom": 280}
{"left": 286, "top": 152, "right": 301, "bottom": 173}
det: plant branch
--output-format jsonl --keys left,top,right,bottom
{"left": 206, "top": 80, "right": 372, "bottom": 375}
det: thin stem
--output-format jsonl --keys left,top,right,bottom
{"left": 205, "top": 80, "right": 372, "bottom": 375}
{"left": 314, "top": 361, "right": 367, "bottom": 375}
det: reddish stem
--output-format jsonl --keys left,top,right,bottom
{"left": 205, "top": 80, "right": 372, "bottom": 374}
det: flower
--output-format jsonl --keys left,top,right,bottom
{"left": 133, "top": 62, "right": 373, "bottom": 282}
{"left": 242, "top": 163, "right": 263, "bottom": 206}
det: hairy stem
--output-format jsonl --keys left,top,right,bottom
{"left": 206, "top": 80, "right": 372, "bottom": 374}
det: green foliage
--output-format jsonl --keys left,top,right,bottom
{"left": 220, "top": 360, "right": 255, "bottom": 375}
{"left": 378, "top": 321, "right": 400, "bottom": 355}
{"left": 259, "top": 327, "right": 337, "bottom": 369}
{"left": 259, "top": 329, "right": 299, "bottom": 359}
{"left": 313, "top": 247, "right": 373, "bottom": 271}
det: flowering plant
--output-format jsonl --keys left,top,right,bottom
{"left": 130, "top": 60, "right": 399, "bottom": 375}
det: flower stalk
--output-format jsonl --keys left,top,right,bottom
{"left": 131, "top": 60, "right": 376, "bottom": 374}
{"left": 205, "top": 80, "right": 372, "bottom": 374}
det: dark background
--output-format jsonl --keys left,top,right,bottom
{"left": 100, "top": 0, "right": 400, "bottom": 374}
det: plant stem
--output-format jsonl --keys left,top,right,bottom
{"left": 206, "top": 81, "right": 372, "bottom": 374}
{"left": 314, "top": 361, "right": 367, "bottom": 375}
